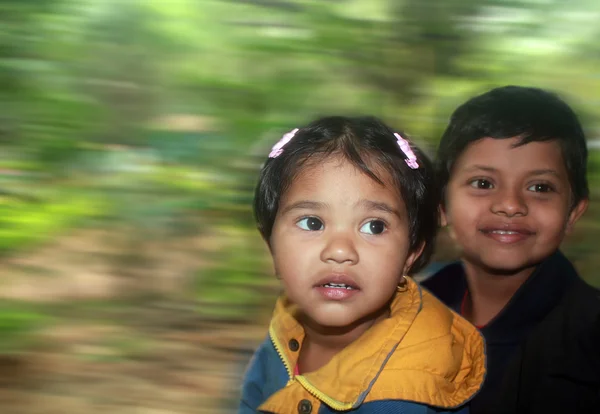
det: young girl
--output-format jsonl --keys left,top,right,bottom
{"left": 239, "top": 116, "right": 485, "bottom": 413}
{"left": 423, "top": 86, "right": 600, "bottom": 413}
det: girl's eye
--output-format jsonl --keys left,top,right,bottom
{"left": 296, "top": 217, "right": 323, "bottom": 231}
{"left": 469, "top": 179, "right": 494, "bottom": 190}
{"left": 528, "top": 183, "right": 554, "bottom": 193}
{"left": 359, "top": 220, "right": 386, "bottom": 235}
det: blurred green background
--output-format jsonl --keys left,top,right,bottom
{"left": 1, "top": 0, "right": 600, "bottom": 412}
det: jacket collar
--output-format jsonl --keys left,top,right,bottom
{"left": 260, "top": 277, "right": 485, "bottom": 412}
{"left": 428, "top": 250, "right": 580, "bottom": 344}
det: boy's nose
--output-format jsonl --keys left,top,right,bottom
{"left": 490, "top": 188, "right": 528, "bottom": 217}
{"left": 320, "top": 231, "right": 359, "bottom": 265}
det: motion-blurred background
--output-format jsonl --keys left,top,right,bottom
{"left": 1, "top": 0, "right": 600, "bottom": 413}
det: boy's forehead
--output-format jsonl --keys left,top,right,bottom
{"left": 453, "top": 137, "right": 566, "bottom": 173}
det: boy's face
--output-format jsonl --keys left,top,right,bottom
{"left": 443, "top": 137, "right": 587, "bottom": 275}
{"left": 269, "top": 156, "right": 421, "bottom": 329}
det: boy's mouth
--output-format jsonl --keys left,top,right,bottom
{"left": 480, "top": 226, "right": 534, "bottom": 243}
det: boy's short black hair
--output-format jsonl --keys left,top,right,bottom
{"left": 437, "top": 85, "right": 589, "bottom": 207}
{"left": 253, "top": 116, "right": 439, "bottom": 274}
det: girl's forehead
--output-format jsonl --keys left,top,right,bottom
{"left": 295, "top": 152, "right": 395, "bottom": 180}
{"left": 281, "top": 155, "right": 402, "bottom": 205}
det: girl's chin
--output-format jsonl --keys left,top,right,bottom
{"left": 298, "top": 311, "right": 360, "bottom": 331}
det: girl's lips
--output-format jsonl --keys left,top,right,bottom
{"left": 313, "top": 273, "right": 360, "bottom": 300}
{"left": 314, "top": 285, "right": 359, "bottom": 300}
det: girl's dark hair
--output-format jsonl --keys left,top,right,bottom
{"left": 253, "top": 116, "right": 439, "bottom": 275}
{"left": 437, "top": 86, "right": 589, "bottom": 207}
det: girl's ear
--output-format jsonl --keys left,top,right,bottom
{"left": 403, "top": 242, "right": 426, "bottom": 275}
{"left": 264, "top": 237, "right": 281, "bottom": 279}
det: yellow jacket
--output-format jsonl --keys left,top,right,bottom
{"left": 241, "top": 277, "right": 486, "bottom": 413}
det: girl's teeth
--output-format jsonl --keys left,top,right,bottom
{"left": 323, "top": 283, "right": 354, "bottom": 289}
{"left": 491, "top": 230, "right": 519, "bottom": 234}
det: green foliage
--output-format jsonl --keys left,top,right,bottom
{"left": 0, "top": 301, "right": 49, "bottom": 354}
{"left": 195, "top": 227, "right": 275, "bottom": 321}
{"left": 0, "top": 193, "right": 108, "bottom": 255}
{"left": 1, "top": 0, "right": 600, "bottom": 321}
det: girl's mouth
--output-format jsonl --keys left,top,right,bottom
{"left": 314, "top": 275, "right": 360, "bottom": 300}
{"left": 315, "top": 284, "right": 359, "bottom": 300}
{"left": 321, "top": 282, "right": 356, "bottom": 290}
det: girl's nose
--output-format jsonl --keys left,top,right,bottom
{"left": 320, "top": 231, "right": 359, "bottom": 265}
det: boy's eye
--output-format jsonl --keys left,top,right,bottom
{"left": 296, "top": 217, "right": 323, "bottom": 231}
{"left": 359, "top": 220, "right": 386, "bottom": 235}
{"left": 528, "top": 183, "right": 554, "bottom": 193}
{"left": 469, "top": 179, "right": 494, "bottom": 190}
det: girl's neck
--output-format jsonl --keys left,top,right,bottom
{"left": 297, "top": 305, "right": 389, "bottom": 374}
{"left": 462, "top": 261, "right": 535, "bottom": 327}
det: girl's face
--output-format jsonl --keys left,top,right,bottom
{"left": 269, "top": 155, "right": 421, "bottom": 329}
{"left": 443, "top": 137, "right": 588, "bottom": 277}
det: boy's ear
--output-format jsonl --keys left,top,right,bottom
{"left": 439, "top": 204, "right": 448, "bottom": 227}
{"left": 566, "top": 198, "right": 588, "bottom": 234}
{"left": 438, "top": 203, "right": 458, "bottom": 241}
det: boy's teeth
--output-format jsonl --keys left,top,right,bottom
{"left": 491, "top": 230, "right": 519, "bottom": 234}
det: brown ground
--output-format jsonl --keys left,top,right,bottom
{"left": 0, "top": 226, "right": 270, "bottom": 414}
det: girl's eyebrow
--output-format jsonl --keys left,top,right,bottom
{"left": 280, "top": 200, "right": 328, "bottom": 215}
{"left": 356, "top": 199, "right": 401, "bottom": 219}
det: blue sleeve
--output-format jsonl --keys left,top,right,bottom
{"left": 429, "top": 405, "right": 469, "bottom": 414}
{"left": 239, "top": 392, "right": 261, "bottom": 414}
{"left": 341, "top": 400, "right": 469, "bottom": 413}
{"left": 238, "top": 337, "right": 269, "bottom": 414}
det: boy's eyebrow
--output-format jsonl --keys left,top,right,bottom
{"left": 528, "top": 169, "right": 560, "bottom": 177}
{"left": 463, "top": 165, "right": 497, "bottom": 173}
{"left": 356, "top": 199, "right": 401, "bottom": 218}
{"left": 463, "top": 165, "right": 561, "bottom": 177}
{"left": 280, "top": 200, "right": 328, "bottom": 215}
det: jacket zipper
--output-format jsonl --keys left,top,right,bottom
{"left": 269, "top": 326, "right": 355, "bottom": 411}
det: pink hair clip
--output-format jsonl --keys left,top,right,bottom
{"left": 394, "top": 133, "right": 419, "bottom": 169}
{"left": 269, "top": 128, "right": 299, "bottom": 158}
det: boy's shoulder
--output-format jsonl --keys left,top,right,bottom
{"left": 552, "top": 276, "right": 600, "bottom": 336}
{"left": 494, "top": 278, "right": 600, "bottom": 413}
{"left": 420, "top": 261, "right": 466, "bottom": 310}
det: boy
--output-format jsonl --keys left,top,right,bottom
{"left": 423, "top": 86, "right": 600, "bottom": 413}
